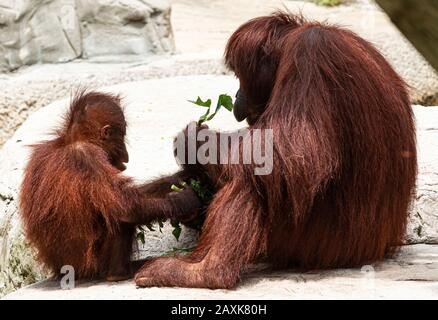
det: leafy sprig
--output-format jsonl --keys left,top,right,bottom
{"left": 137, "top": 94, "right": 233, "bottom": 248}
{"left": 163, "top": 246, "right": 196, "bottom": 257}
{"left": 189, "top": 94, "right": 234, "bottom": 125}
{"left": 162, "top": 94, "right": 233, "bottom": 242}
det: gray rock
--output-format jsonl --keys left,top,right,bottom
{"left": 171, "top": 0, "right": 438, "bottom": 105}
{"left": 2, "top": 0, "right": 438, "bottom": 147}
{"left": 0, "top": 54, "right": 226, "bottom": 146}
{"left": 0, "top": 76, "right": 437, "bottom": 297}
{"left": 0, "top": 0, "right": 174, "bottom": 72}
{"left": 4, "top": 244, "right": 438, "bottom": 299}
{"left": 407, "top": 106, "right": 438, "bottom": 243}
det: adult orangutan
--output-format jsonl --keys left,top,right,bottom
{"left": 20, "top": 91, "right": 200, "bottom": 281}
{"left": 135, "top": 12, "right": 417, "bottom": 289}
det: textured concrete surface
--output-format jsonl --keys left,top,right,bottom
{"left": 4, "top": 244, "right": 438, "bottom": 300}
{"left": 0, "top": 75, "right": 437, "bottom": 297}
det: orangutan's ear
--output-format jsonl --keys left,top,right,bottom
{"left": 100, "top": 125, "right": 111, "bottom": 140}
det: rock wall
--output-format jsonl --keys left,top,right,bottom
{"left": 0, "top": 0, "right": 174, "bottom": 71}
{"left": 1, "top": 0, "right": 437, "bottom": 148}
{"left": 406, "top": 106, "right": 438, "bottom": 243}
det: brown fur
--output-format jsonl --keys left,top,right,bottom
{"left": 20, "top": 91, "right": 200, "bottom": 280}
{"left": 135, "top": 12, "right": 417, "bottom": 289}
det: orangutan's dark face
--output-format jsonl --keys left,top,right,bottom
{"left": 233, "top": 89, "right": 248, "bottom": 122}
{"left": 232, "top": 54, "right": 280, "bottom": 125}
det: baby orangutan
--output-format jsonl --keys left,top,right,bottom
{"left": 20, "top": 91, "right": 200, "bottom": 281}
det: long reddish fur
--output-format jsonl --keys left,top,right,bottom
{"left": 135, "top": 12, "right": 417, "bottom": 289}
{"left": 20, "top": 92, "right": 199, "bottom": 279}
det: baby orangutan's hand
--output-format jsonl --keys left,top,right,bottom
{"left": 167, "top": 187, "right": 202, "bottom": 222}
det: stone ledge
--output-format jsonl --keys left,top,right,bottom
{"left": 4, "top": 244, "right": 438, "bottom": 300}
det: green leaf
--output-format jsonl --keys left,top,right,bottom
{"left": 171, "top": 184, "right": 184, "bottom": 192}
{"left": 199, "top": 105, "right": 212, "bottom": 124}
{"left": 162, "top": 246, "right": 196, "bottom": 257}
{"left": 217, "top": 94, "right": 234, "bottom": 112}
{"left": 189, "top": 97, "right": 212, "bottom": 108}
{"left": 190, "top": 178, "right": 214, "bottom": 203}
{"left": 158, "top": 219, "right": 165, "bottom": 233}
{"left": 172, "top": 226, "right": 182, "bottom": 241}
{"left": 170, "top": 220, "right": 180, "bottom": 228}
{"left": 208, "top": 101, "right": 223, "bottom": 120}
{"left": 171, "top": 221, "right": 182, "bottom": 241}
{"left": 314, "top": 0, "right": 341, "bottom": 7}
{"left": 206, "top": 94, "right": 234, "bottom": 122}
{"left": 145, "top": 223, "right": 155, "bottom": 232}
{"left": 207, "top": 109, "right": 219, "bottom": 121}
{"left": 189, "top": 94, "right": 233, "bottom": 125}
{"left": 136, "top": 231, "right": 145, "bottom": 245}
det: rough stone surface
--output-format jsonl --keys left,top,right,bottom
{"left": 4, "top": 244, "right": 438, "bottom": 300}
{"left": 171, "top": 0, "right": 438, "bottom": 105}
{"left": 0, "top": 54, "right": 228, "bottom": 146}
{"left": 1, "top": 75, "right": 438, "bottom": 297}
{"left": 1, "top": 0, "right": 437, "bottom": 146}
{"left": 0, "top": 0, "right": 174, "bottom": 72}
{"left": 407, "top": 106, "right": 438, "bottom": 244}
